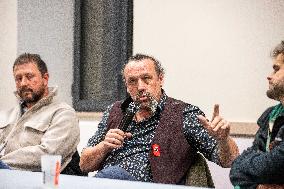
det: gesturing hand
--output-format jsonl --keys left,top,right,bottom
{"left": 197, "top": 104, "right": 230, "bottom": 141}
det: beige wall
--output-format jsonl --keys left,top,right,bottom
{"left": 17, "top": 0, "right": 75, "bottom": 107}
{"left": 134, "top": 0, "right": 284, "bottom": 122}
{"left": 1, "top": 1, "right": 284, "bottom": 121}
{"left": 0, "top": 0, "right": 17, "bottom": 109}
{"left": 133, "top": 1, "right": 284, "bottom": 187}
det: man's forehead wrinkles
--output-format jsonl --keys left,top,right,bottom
{"left": 126, "top": 67, "right": 149, "bottom": 73}
{"left": 127, "top": 73, "right": 149, "bottom": 78}
{"left": 14, "top": 70, "right": 33, "bottom": 76}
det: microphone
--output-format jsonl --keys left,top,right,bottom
{"left": 118, "top": 102, "right": 140, "bottom": 132}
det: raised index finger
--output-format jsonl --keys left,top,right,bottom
{"left": 211, "top": 104, "right": 219, "bottom": 121}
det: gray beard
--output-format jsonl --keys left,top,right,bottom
{"left": 139, "top": 96, "right": 159, "bottom": 114}
{"left": 148, "top": 97, "right": 158, "bottom": 114}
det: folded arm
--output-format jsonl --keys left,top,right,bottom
{"left": 230, "top": 142, "right": 284, "bottom": 187}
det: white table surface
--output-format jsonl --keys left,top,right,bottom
{"left": 0, "top": 169, "right": 210, "bottom": 189}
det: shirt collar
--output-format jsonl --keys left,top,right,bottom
{"left": 156, "top": 89, "right": 167, "bottom": 113}
{"left": 19, "top": 100, "right": 28, "bottom": 116}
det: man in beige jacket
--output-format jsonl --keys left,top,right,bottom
{"left": 0, "top": 53, "right": 80, "bottom": 171}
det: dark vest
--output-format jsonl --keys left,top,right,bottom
{"left": 106, "top": 97, "right": 196, "bottom": 184}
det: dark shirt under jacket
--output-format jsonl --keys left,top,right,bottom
{"left": 87, "top": 93, "right": 219, "bottom": 182}
{"left": 230, "top": 106, "right": 284, "bottom": 189}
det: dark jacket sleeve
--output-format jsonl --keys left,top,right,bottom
{"left": 230, "top": 107, "right": 284, "bottom": 188}
{"left": 230, "top": 142, "right": 284, "bottom": 188}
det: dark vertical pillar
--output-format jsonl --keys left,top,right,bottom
{"left": 73, "top": 0, "right": 133, "bottom": 111}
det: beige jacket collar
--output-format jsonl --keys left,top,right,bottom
{"left": 14, "top": 86, "right": 58, "bottom": 113}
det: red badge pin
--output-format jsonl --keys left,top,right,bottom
{"left": 152, "top": 144, "right": 161, "bottom": 157}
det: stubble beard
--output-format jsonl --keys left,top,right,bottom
{"left": 18, "top": 85, "right": 46, "bottom": 104}
{"left": 266, "top": 82, "right": 284, "bottom": 101}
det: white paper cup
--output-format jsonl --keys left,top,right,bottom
{"left": 41, "top": 155, "right": 61, "bottom": 188}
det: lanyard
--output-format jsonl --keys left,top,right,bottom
{"left": 266, "top": 103, "right": 284, "bottom": 152}
{"left": 234, "top": 104, "right": 284, "bottom": 189}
